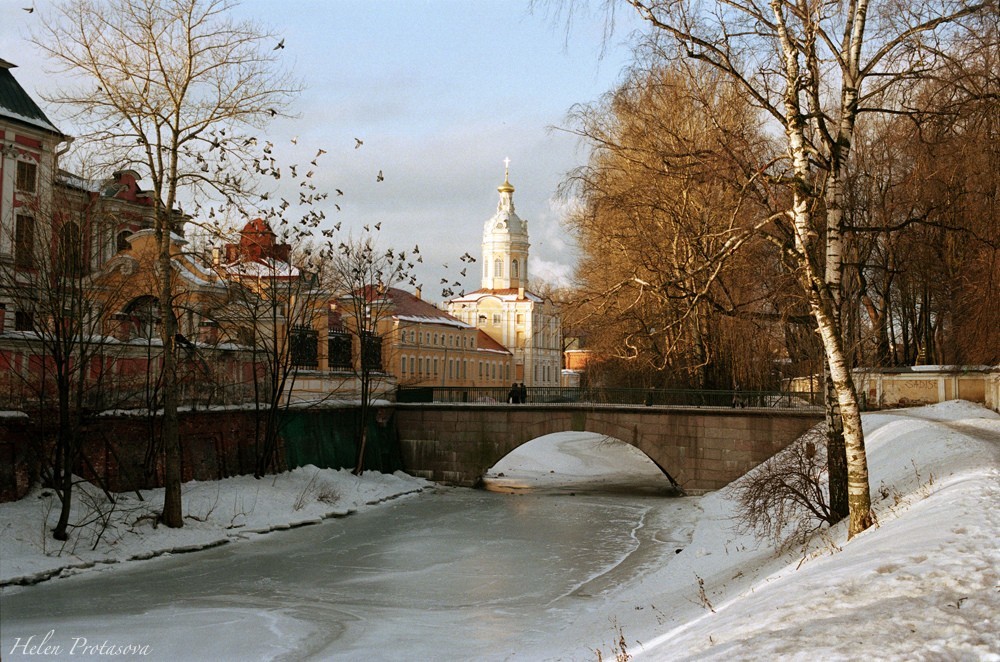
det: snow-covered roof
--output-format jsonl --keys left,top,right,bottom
{"left": 450, "top": 287, "right": 543, "bottom": 304}
{"left": 395, "top": 314, "right": 473, "bottom": 330}
{"left": 0, "top": 61, "right": 63, "bottom": 137}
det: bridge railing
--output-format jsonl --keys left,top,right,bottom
{"left": 395, "top": 386, "right": 822, "bottom": 408}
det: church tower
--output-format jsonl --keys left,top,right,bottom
{"left": 448, "top": 159, "right": 563, "bottom": 387}
{"left": 481, "top": 158, "right": 529, "bottom": 291}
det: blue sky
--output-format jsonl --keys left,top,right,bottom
{"left": 2, "top": 0, "right": 646, "bottom": 297}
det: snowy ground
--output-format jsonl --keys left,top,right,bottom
{"left": 1, "top": 400, "right": 998, "bottom": 660}
{"left": 0, "top": 468, "right": 432, "bottom": 586}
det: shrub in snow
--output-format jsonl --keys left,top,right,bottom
{"left": 729, "top": 424, "right": 838, "bottom": 549}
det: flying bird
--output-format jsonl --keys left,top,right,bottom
{"left": 23, "top": 6, "right": 34, "bottom": 13}
{"left": 316, "top": 148, "right": 327, "bottom": 157}
{"left": 376, "top": 170, "right": 384, "bottom": 182}
{"left": 336, "top": 189, "right": 344, "bottom": 196}
{"left": 374, "top": 222, "right": 381, "bottom": 230}
{"left": 290, "top": 136, "right": 298, "bottom": 145}
{"left": 354, "top": 138, "right": 364, "bottom": 149}
{"left": 274, "top": 38, "right": 285, "bottom": 50}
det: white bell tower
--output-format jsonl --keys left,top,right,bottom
{"left": 481, "top": 158, "right": 529, "bottom": 291}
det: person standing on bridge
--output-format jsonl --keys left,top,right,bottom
{"left": 518, "top": 382, "right": 527, "bottom": 404}
{"left": 508, "top": 383, "right": 520, "bottom": 404}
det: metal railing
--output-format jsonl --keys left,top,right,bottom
{"left": 396, "top": 386, "right": 822, "bottom": 408}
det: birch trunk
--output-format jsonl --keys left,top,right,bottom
{"left": 773, "top": 0, "right": 872, "bottom": 537}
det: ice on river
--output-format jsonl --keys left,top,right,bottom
{"left": 2, "top": 401, "right": 999, "bottom": 661}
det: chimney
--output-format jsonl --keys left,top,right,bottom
{"left": 415, "top": 286, "right": 422, "bottom": 300}
{"left": 518, "top": 287, "right": 524, "bottom": 299}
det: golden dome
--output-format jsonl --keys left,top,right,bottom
{"left": 497, "top": 176, "right": 515, "bottom": 193}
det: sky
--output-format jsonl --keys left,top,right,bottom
{"left": 1, "top": 0, "right": 649, "bottom": 299}
{"left": 2, "top": 400, "right": 998, "bottom": 658}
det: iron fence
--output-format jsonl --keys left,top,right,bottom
{"left": 396, "top": 386, "right": 822, "bottom": 408}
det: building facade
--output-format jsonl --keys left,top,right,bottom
{"left": 0, "top": 58, "right": 66, "bottom": 332}
{"left": 448, "top": 165, "right": 562, "bottom": 386}
{"left": 335, "top": 286, "right": 513, "bottom": 389}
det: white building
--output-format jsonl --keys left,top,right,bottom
{"left": 448, "top": 163, "right": 562, "bottom": 387}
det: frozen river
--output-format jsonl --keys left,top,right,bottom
{"left": 1, "top": 434, "right": 702, "bottom": 661}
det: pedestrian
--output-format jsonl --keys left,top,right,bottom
{"left": 518, "top": 382, "right": 527, "bottom": 404}
{"left": 508, "top": 383, "right": 519, "bottom": 404}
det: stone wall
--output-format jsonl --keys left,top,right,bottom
{"left": 788, "top": 366, "right": 997, "bottom": 410}
{"left": 0, "top": 405, "right": 400, "bottom": 502}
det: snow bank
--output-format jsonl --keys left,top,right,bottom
{"left": 622, "top": 400, "right": 1000, "bottom": 661}
{"left": 0, "top": 467, "right": 432, "bottom": 587}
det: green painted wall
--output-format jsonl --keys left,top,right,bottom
{"left": 280, "top": 408, "right": 403, "bottom": 473}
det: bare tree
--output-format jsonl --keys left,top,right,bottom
{"left": 324, "top": 234, "right": 415, "bottom": 474}
{"left": 600, "top": 0, "right": 993, "bottom": 537}
{"left": 0, "top": 179, "right": 132, "bottom": 540}
{"left": 34, "top": 0, "right": 298, "bottom": 526}
{"left": 562, "top": 62, "right": 792, "bottom": 391}
{"left": 212, "top": 226, "right": 329, "bottom": 477}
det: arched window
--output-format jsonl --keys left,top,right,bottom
{"left": 123, "top": 295, "right": 160, "bottom": 340}
{"left": 511, "top": 259, "right": 519, "bottom": 279}
{"left": 494, "top": 258, "right": 503, "bottom": 278}
{"left": 116, "top": 231, "right": 131, "bottom": 252}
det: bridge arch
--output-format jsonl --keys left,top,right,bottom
{"left": 482, "top": 431, "right": 679, "bottom": 495}
{"left": 394, "top": 403, "right": 821, "bottom": 493}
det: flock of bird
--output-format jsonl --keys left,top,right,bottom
{"left": 8, "top": 17, "right": 476, "bottom": 299}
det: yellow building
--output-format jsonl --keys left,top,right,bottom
{"left": 448, "top": 164, "right": 562, "bottom": 386}
{"left": 334, "top": 286, "right": 513, "bottom": 388}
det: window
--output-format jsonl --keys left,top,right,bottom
{"left": 409, "top": 330, "right": 415, "bottom": 343}
{"left": 14, "top": 215, "right": 34, "bottom": 269}
{"left": 418, "top": 357, "right": 423, "bottom": 374}
{"left": 516, "top": 313, "right": 524, "bottom": 325}
{"left": 14, "top": 310, "right": 34, "bottom": 332}
{"left": 433, "top": 358, "right": 438, "bottom": 375}
{"left": 290, "top": 326, "right": 319, "bottom": 368}
{"left": 328, "top": 332, "right": 352, "bottom": 370}
{"left": 511, "top": 259, "right": 519, "bottom": 279}
{"left": 401, "top": 356, "right": 407, "bottom": 374}
{"left": 123, "top": 295, "right": 160, "bottom": 339}
{"left": 492, "top": 313, "right": 501, "bottom": 326}
{"left": 494, "top": 258, "right": 503, "bottom": 278}
{"left": 361, "top": 331, "right": 382, "bottom": 371}
{"left": 59, "top": 222, "right": 84, "bottom": 276}
{"left": 409, "top": 356, "right": 415, "bottom": 374}
{"left": 116, "top": 231, "right": 132, "bottom": 252}
{"left": 16, "top": 160, "right": 37, "bottom": 193}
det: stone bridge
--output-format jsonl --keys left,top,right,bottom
{"left": 394, "top": 403, "right": 823, "bottom": 493}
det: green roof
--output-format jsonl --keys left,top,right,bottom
{"left": 0, "top": 59, "right": 63, "bottom": 136}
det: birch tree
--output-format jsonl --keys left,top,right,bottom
{"left": 34, "top": 0, "right": 298, "bottom": 527}
{"left": 617, "top": 0, "right": 991, "bottom": 537}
